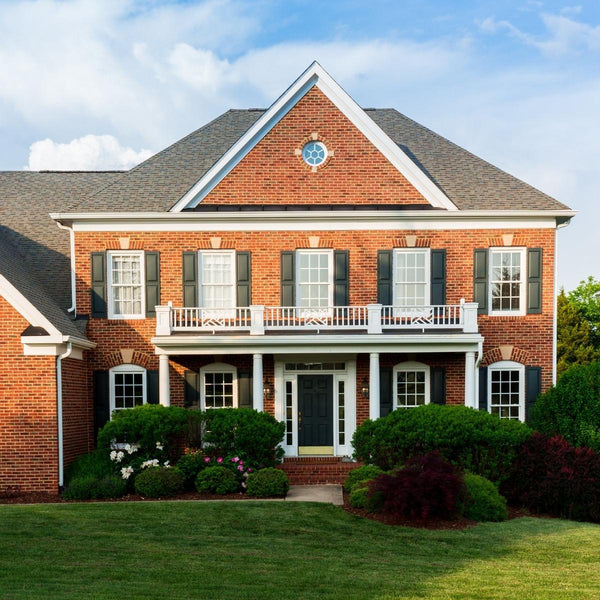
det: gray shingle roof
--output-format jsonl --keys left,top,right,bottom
{"left": 66, "top": 107, "right": 568, "bottom": 213}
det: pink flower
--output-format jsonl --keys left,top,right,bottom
{"left": 204, "top": 457, "right": 211, "bottom": 463}
{"left": 243, "top": 472, "right": 249, "bottom": 478}
{"left": 217, "top": 457, "right": 223, "bottom": 463}
{"left": 239, "top": 461, "right": 243, "bottom": 466}
{"left": 241, "top": 482, "right": 246, "bottom": 488}
{"left": 232, "top": 456, "right": 240, "bottom": 463}
{"left": 247, "top": 468, "right": 252, "bottom": 473}
{"left": 237, "top": 465, "right": 244, "bottom": 471}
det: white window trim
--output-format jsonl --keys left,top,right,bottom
{"left": 488, "top": 360, "right": 525, "bottom": 422}
{"left": 107, "top": 250, "right": 145, "bottom": 320}
{"left": 198, "top": 249, "right": 236, "bottom": 309}
{"left": 295, "top": 249, "right": 334, "bottom": 312}
{"left": 109, "top": 364, "right": 147, "bottom": 417}
{"left": 488, "top": 247, "right": 527, "bottom": 317}
{"left": 392, "top": 248, "right": 431, "bottom": 308}
{"left": 393, "top": 361, "right": 431, "bottom": 409}
{"left": 199, "top": 362, "right": 238, "bottom": 410}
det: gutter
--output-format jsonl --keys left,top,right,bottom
{"left": 55, "top": 220, "right": 77, "bottom": 315}
{"left": 56, "top": 341, "right": 73, "bottom": 489}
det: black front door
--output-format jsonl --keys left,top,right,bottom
{"left": 298, "top": 375, "right": 334, "bottom": 447}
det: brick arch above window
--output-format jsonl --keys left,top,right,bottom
{"left": 106, "top": 349, "right": 152, "bottom": 370}
{"left": 481, "top": 346, "right": 531, "bottom": 367}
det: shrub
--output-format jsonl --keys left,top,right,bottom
{"left": 531, "top": 361, "right": 600, "bottom": 451}
{"left": 62, "top": 476, "right": 99, "bottom": 500}
{"left": 502, "top": 433, "right": 600, "bottom": 522}
{"left": 246, "top": 468, "right": 289, "bottom": 497}
{"left": 176, "top": 451, "right": 208, "bottom": 490}
{"left": 134, "top": 467, "right": 185, "bottom": 498}
{"left": 348, "top": 481, "right": 384, "bottom": 512}
{"left": 64, "top": 450, "right": 113, "bottom": 485}
{"left": 203, "top": 409, "right": 285, "bottom": 469}
{"left": 462, "top": 472, "right": 507, "bottom": 522}
{"left": 195, "top": 466, "right": 239, "bottom": 495}
{"left": 352, "top": 404, "right": 531, "bottom": 483}
{"left": 373, "top": 452, "right": 466, "bottom": 521}
{"left": 344, "top": 465, "right": 384, "bottom": 493}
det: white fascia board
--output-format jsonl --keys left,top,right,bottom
{"left": 168, "top": 61, "right": 457, "bottom": 213}
{"left": 20, "top": 335, "right": 95, "bottom": 357}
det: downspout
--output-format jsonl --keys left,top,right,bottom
{"left": 553, "top": 221, "right": 569, "bottom": 385}
{"left": 56, "top": 221, "right": 77, "bottom": 316}
{"left": 56, "top": 342, "right": 73, "bottom": 489}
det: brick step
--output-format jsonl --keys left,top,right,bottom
{"left": 278, "top": 457, "right": 362, "bottom": 485}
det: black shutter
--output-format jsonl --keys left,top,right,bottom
{"left": 525, "top": 366, "right": 542, "bottom": 422}
{"left": 238, "top": 369, "right": 253, "bottom": 408}
{"left": 281, "top": 251, "right": 295, "bottom": 306}
{"left": 182, "top": 251, "right": 198, "bottom": 307}
{"left": 236, "top": 251, "right": 251, "bottom": 307}
{"left": 184, "top": 370, "right": 200, "bottom": 409}
{"left": 430, "top": 250, "right": 446, "bottom": 306}
{"left": 527, "top": 248, "right": 542, "bottom": 314}
{"left": 93, "top": 370, "right": 109, "bottom": 442}
{"left": 91, "top": 252, "right": 107, "bottom": 318}
{"left": 379, "top": 367, "right": 393, "bottom": 417}
{"left": 145, "top": 252, "right": 160, "bottom": 317}
{"left": 473, "top": 249, "right": 488, "bottom": 315}
{"left": 147, "top": 370, "right": 159, "bottom": 404}
{"left": 431, "top": 367, "right": 446, "bottom": 405}
{"left": 334, "top": 250, "right": 349, "bottom": 306}
{"left": 478, "top": 366, "right": 488, "bottom": 412}
{"left": 377, "top": 250, "right": 393, "bottom": 305}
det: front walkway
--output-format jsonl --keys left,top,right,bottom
{"left": 286, "top": 484, "right": 343, "bottom": 506}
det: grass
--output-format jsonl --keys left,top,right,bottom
{"left": 1, "top": 501, "right": 600, "bottom": 599}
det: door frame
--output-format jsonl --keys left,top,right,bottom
{"left": 297, "top": 373, "right": 335, "bottom": 452}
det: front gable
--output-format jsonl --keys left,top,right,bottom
{"left": 171, "top": 62, "right": 457, "bottom": 212}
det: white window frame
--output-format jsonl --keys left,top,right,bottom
{"left": 109, "top": 364, "right": 147, "bottom": 416}
{"left": 488, "top": 247, "right": 527, "bottom": 317}
{"left": 393, "top": 361, "right": 430, "bottom": 409}
{"left": 107, "top": 250, "right": 145, "bottom": 319}
{"left": 199, "top": 362, "right": 238, "bottom": 410}
{"left": 488, "top": 360, "right": 525, "bottom": 422}
{"left": 198, "top": 249, "right": 236, "bottom": 308}
{"left": 392, "top": 248, "right": 431, "bottom": 314}
{"left": 295, "top": 249, "right": 334, "bottom": 314}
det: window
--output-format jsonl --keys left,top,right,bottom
{"left": 199, "top": 250, "right": 235, "bottom": 309}
{"left": 109, "top": 364, "right": 147, "bottom": 415}
{"left": 393, "top": 249, "right": 430, "bottom": 307}
{"left": 393, "top": 362, "right": 430, "bottom": 409}
{"left": 489, "top": 248, "right": 526, "bottom": 315}
{"left": 296, "top": 250, "right": 333, "bottom": 310}
{"left": 488, "top": 361, "right": 525, "bottom": 421}
{"left": 200, "top": 363, "right": 238, "bottom": 409}
{"left": 107, "top": 251, "right": 144, "bottom": 318}
{"left": 302, "top": 141, "right": 327, "bottom": 166}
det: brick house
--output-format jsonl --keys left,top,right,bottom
{"left": 0, "top": 63, "right": 575, "bottom": 492}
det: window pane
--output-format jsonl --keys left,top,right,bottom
{"left": 297, "top": 251, "right": 331, "bottom": 309}
{"left": 113, "top": 371, "right": 144, "bottom": 411}
{"left": 396, "top": 370, "right": 426, "bottom": 408}
{"left": 204, "top": 372, "right": 235, "bottom": 409}
{"left": 110, "top": 253, "right": 143, "bottom": 317}
{"left": 490, "top": 369, "right": 521, "bottom": 420}
{"left": 490, "top": 251, "right": 522, "bottom": 313}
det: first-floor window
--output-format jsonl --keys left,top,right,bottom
{"left": 200, "top": 363, "right": 238, "bottom": 409}
{"left": 393, "top": 361, "right": 430, "bottom": 408}
{"left": 488, "top": 361, "right": 524, "bottom": 421}
{"left": 107, "top": 251, "right": 145, "bottom": 318}
{"left": 109, "top": 364, "right": 147, "bottom": 414}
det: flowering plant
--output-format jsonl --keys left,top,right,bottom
{"left": 201, "top": 454, "right": 253, "bottom": 491}
{"left": 109, "top": 440, "right": 170, "bottom": 481}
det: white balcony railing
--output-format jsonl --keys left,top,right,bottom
{"left": 156, "top": 300, "right": 478, "bottom": 336}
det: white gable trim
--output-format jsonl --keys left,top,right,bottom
{"left": 170, "top": 62, "right": 458, "bottom": 213}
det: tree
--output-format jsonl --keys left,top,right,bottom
{"left": 568, "top": 276, "right": 600, "bottom": 347}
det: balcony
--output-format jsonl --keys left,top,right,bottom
{"left": 155, "top": 301, "right": 478, "bottom": 336}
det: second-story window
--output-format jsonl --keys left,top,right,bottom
{"left": 107, "top": 251, "right": 145, "bottom": 319}
{"left": 296, "top": 250, "right": 333, "bottom": 309}
{"left": 393, "top": 249, "right": 430, "bottom": 307}
{"left": 199, "top": 250, "right": 235, "bottom": 308}
{"left": 489, "top": 248, "right": 526, "bottom": 315}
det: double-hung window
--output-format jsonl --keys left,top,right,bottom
{"left": 489, "top": 248, "right": 526, "bottom": 315}
{"left": 296, "top": 250, "right": 333, "bottom": 312}
{"left": 393, "top": 362, "right": 430, "bottom": 408}
{"left": 109, "top": 364, "right": 147, "bottom": 415}
{"left": 488, "top": 361, "right": 525, "bottom": 421}
{"left": 200, "top": 363, "right": 237, "bottom": 409}
{"left": 393, "top": 249, "right": 430, "bottom": 319}
{"left": 198, "top": 250, "right": 235, "bottom": 314}
{"left": 107, "top": 251, "right": 145, "bottom": 319}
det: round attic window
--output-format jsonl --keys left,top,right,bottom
{"left": 302, "top": 141, "right": 327, "bottom": 167}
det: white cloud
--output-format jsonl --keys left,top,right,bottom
{"left": 26, "top": 135, "right": 153, "bottom": 171}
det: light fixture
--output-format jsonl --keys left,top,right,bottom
{"left": 263, "top": 378, "right": 272, "bottom": 397}
{"left": 361, "top": 378, "right": 369, "bottom": 398}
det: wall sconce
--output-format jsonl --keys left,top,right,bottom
{"left": 361, "top": 378, "right": 369, "bottom": 398}
{"left": 263, "top": 378, "right": 272, "bottom": 397}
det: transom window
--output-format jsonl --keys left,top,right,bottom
{"left": 109, "top": 364, "right": 147, "bottom": 415}
{"left": 199, "top": 250, "right": 235, "bottom": 309}
{"left": 393, "top": 249, "right": 430, "bottom": 307}
{"left": 489, "top": 248, "right": 526, "bottom": 315}
{"left": 393, "top": 362, "right": 430, "bottom": 409}
{"left": 107, "top": 251, "right": 144, "bottom": 318}
{"left": 302, "top": 141, "right": 327, "bottom": 166}
{"left": 200, "top": 363, "right": 238, "bottom": 409}
{"left": 296, "top": 250, "right": 333, "bottom": 309}
{"left": 488, "top": 361, "right": 524, "bottom": 421}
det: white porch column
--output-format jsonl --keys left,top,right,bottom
{"left": 253, "top": 353, "right": 264, "bottom": 411}
{"left": 159, "top": 354, "right": 170, "bottom": 407}
{"left": 464, "top": 351, "right": 476, "bottom": 408}
{"left": 369, "top": 353, "right": 380, "bottom": 420}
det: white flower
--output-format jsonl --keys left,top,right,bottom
{"left": 110, "top": 450, "right": 117, "bottom": 461}
{"left": 156, "top": 441, "right": 164, "bottom": 451}
{"left": 121, "top": 466, "right": 134, "bottom": 480}
{"left": 115, "top": 451, "right": 124, "bottom": 463}
{"left": 125, "top": 444, "right": 138, "bottom": 455}
{"left": 141, "top": 459, "right": 160, "bottom": 469}
{"left": 163, "top": 461, "right": 170, "bottom": 468}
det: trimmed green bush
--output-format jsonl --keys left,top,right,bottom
{"left": 348, "top": 481, "right": 384, "bottom": 512}
{"left": 203, "top": 409, "right": 285, "bottom": 469}
{"left": 531, "top": 361, "right": 600, "bottom": 451}
{"left": 62, "top": 476, "right": 99, "bottom": 500}
{"left": 195, "top": 466, "right": 239, "bottom": 495}
{"left": 462, "top": 472, "right": 507, "bottom": 522}
{"left": 352, "top": 404, "right": 531, "bottom": 483}
{"left": 64, "top": 450, "right": 113, "bottom": 485}
{"left": 134, "top": 467, "right": 185, "bottom": 498}
{"left": 176, "top": 451, "right": 207, "bottom": 490}
{"left": 94, "top": 475, "right": 128, "bottom": 499}
{"left": 344, "top": 465, "right": 384, "bottom": 493}
{"left": 246, "top": 468, "right": 289, "bottom": 497}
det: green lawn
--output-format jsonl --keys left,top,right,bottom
{"left": 0, "top": 501, "right": 599, "bottom": 599}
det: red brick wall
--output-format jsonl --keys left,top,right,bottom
{"left": 0, "top": 296, "right": 58, "bottom": 493}
{"left": 202, "top": 86, "right": 427, "bottom": 206}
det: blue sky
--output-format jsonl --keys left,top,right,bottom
{"left": 0, "top": 0, "right": 598, "bottom": 289}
